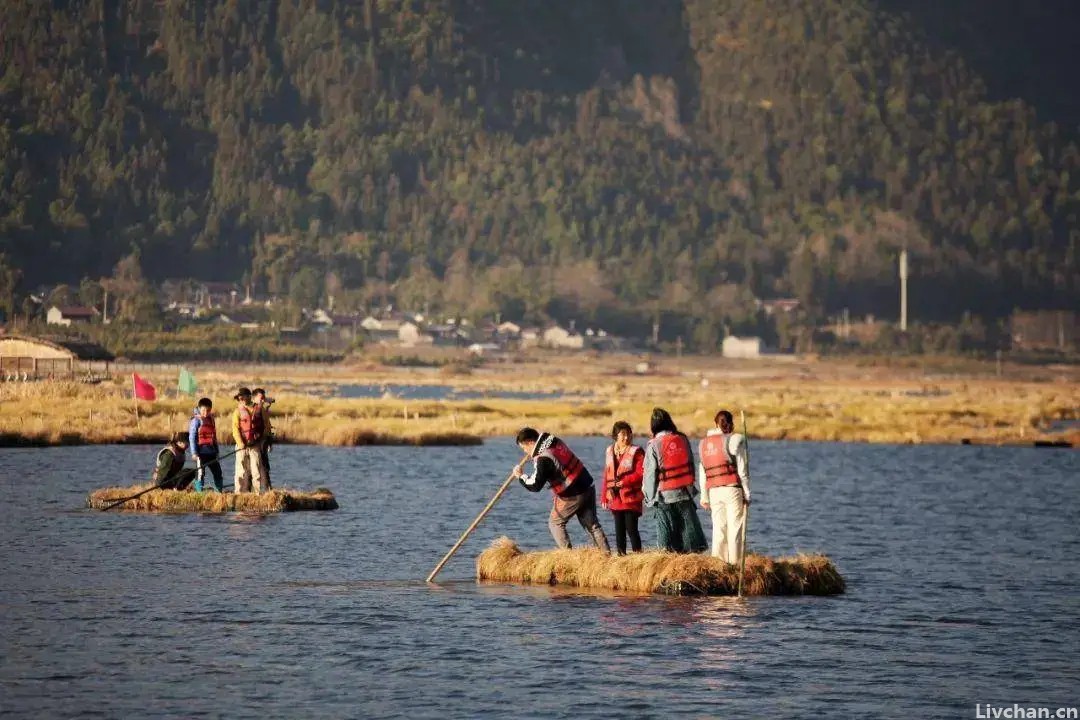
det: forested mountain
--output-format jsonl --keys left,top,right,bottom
{"left": 1, "top": 0, "right": 1078, "bottom": 345}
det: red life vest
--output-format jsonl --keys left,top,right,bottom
{"left": 603, "top": 444, "right": 644, "bottom": 512}
{"left": 538, "top": 436, "right": 585, "bottom": 496}
{"left": 237, "top": 405, "right": 264, "bottom": 444}
{"left": 196, "top": 414, "right": 217, "bottom": 449}
{"left": 699, "top": 433, "right": 740, "bottom": 489}
{"left": 655, "top": 432, "right": 695, "bottom": 492}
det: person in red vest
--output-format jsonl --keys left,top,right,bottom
{"left": 600, "top": 420, "right": 645, "bottom": 554}
{"left": 231, "top": 387, "right": 267, "bottom": 493}
{"left": 188, "top": 397, "right": 224, "bottom": 492}
{"left": 513, "top": 427, "right": 610, "bottom": 552}
{"left": 252, "top": 388, "right": 274, "bottom": 490}
{"left": 698, "top": 409, "right": 751, "bottom": 563}
{"left": 642, "top": 407, "right": 707, "bottom": 553}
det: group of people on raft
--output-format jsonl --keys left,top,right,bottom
{"left": 513, "top": 407, "right": 751, "bottom": 563}
{"left": 151, "top": 386, "right": 275, "bottom": 494}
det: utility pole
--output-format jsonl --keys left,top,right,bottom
{"left": 899, "top": 249, "right": 909, "bottom": 332}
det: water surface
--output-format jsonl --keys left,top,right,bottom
{"left": 1, "top": 440, "right": 1077, "bottom": 718}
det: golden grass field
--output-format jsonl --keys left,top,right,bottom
{"left": 1, "top": 352, "right": 1077, "bottom": 447}
{"left": 476, "top": 536, "right": 845, "bottom": 596}
{"left": 86, "top": 484, "right": 338, "bottom": 512}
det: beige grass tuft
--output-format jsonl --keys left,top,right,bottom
{"left": 87, "top": 485, "right": 338, "bottom": 513}
{"left": 476, "top": 536, "right": 845, "bottom": 596}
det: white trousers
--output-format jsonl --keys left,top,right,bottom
{"left": 707, "top": 486, "right": 746, "bottom": 564}
{"left": 234, "top": 446, "right": 267, "bottom": 494}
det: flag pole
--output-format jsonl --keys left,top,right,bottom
{"left": 132, "top": 373, "right": 141, "bottom": 428}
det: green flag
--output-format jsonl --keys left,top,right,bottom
{"left": 178, "top": 368, "right": 197, "bottom": 395}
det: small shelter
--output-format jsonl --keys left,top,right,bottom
{"left": 0, "top": 335, "right": 114, "bottom": 380}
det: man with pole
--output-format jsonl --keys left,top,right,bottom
{"left": 426, "top": 428, "right": 611, "bottom": 584}
{"left": 512, "top": 427, "right": 610, "bottom": 552}
{"left": 697, "top": 409, "right": 751, "bottom": 564}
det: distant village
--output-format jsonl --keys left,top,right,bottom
{"left": 2, "top": 276, "right": 1076, "bottom": 383}
{"left": 29, "top": 279, "right": 782, "bottom": 360}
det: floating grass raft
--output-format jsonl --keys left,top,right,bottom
{"left": 87, "top": 485, "right": 338, "bottom": 513}
{"left": 476, "top": 537, "right": 845, "bottom": 596}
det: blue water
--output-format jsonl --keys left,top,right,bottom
{"left": 333, "top": 383, "right": 575, "bottom": 401}
{"left": 0, "top": 440, "right": 1077, "bottom": 718}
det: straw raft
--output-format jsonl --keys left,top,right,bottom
{"left": 87, "top": 485, "right": 338, "bottom": 513}
{"left": 476, "top": 537, "right": 845, "bottom": 596}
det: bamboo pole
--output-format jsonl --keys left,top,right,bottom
{"left": 738, "top": 410, "right": 750, "bottom": 598}
{"left": 427, "top": 457, "right": 527, "bottom": 583}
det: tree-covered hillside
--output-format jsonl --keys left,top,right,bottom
{"left": 1, "top": 0, "right": 1077, "bottom": 344}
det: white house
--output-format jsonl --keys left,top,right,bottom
{"left": 398, "top": 321, "right": 434, "bottom": 347}
{"left": 520, "top": 327, "right": 541, "bottom": 347}
{"left": 542, "top": 325, "right": 585, "bottom": 350}
{"left": 496, "top": 321, "right": 522, "bottom": 336}
{"left": 46, "top": 306, "right": 99, "bottom": 326}
{"left": 722, "top": 336, "right": 763, "bottom": 359}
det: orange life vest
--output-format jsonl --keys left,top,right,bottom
{"left": 195, "top": 414, "right": 217, "bottom": 449}
{"left": 603, "top": 444, "right": 644, "bottom": 511}
{"left": 655, "top": 432, "right": 695, "bottom": 492}
{"left": 699, "top": 433, "right": 740, "bottom": 489}
{"left": 237, "top": 405, "right": 264, "bottom": 444}
{"left": 538, "top": 436, "right": 585, "bottom": 496}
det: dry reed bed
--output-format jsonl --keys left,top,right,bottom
{"left": 1, "top": 366, "right": 1077, "bottom": 447}
{"left": 476, "top": 537, "right": 845, "bottom": 596}
{"left": 86, "top": 485, "right": 338, "bottom": 512}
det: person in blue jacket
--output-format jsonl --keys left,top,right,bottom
{"left": 188, "top": 397, "right": 224, "bottom": 492}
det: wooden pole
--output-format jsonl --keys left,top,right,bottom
{"left": 427, "top": 457, "right": 527, "bottom": 583}
{"left": 737, "top": 410, "right": 751, "bottom": 598}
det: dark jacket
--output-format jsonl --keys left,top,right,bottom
{"left": 518, "top": 432, "right": 594, "bottom": 497}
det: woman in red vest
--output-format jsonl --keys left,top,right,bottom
{"left": 642, "top": 407, "right": 707, "bottom": 553}
{"left": 698, "top": 409, "right": 751, "bottom": 563}
{"left": 601, "top": 420, "right": 645, "bottom": 554}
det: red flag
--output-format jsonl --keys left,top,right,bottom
{"left": 132, "top": 373, "right": 156, "bottom": 401}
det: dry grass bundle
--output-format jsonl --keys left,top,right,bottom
{"left": 476, "top": 537, "right": 845, "bottom": 596}
{"left": 87, "top": 485, "right": 338, "bottom": 513}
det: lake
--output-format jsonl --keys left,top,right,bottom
{"left": 333, "top": 383, "right": 579, "bottom": 401}
{"left": 0, "top": 440, "right": 1077, "bottom": 718}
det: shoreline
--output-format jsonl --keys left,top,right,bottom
{"left": 2, "top": 354, "right": 1076, "bottom": 449}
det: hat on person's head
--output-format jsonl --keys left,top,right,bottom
{"left": 233, "top": 387, "right": 252, "bottom": 401}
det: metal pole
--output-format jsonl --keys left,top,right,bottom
{"left": 899, "top": 249, "right": 909, "bottom": 332}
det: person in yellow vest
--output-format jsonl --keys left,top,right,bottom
{"left": 252, "top": 388, "right": 274, "bottom": 490}
{"left": 231, "top": 387, "right": 267, "bottom": 493}
{"left": 697, "top": 409, "right": 751, "bottom": 563}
